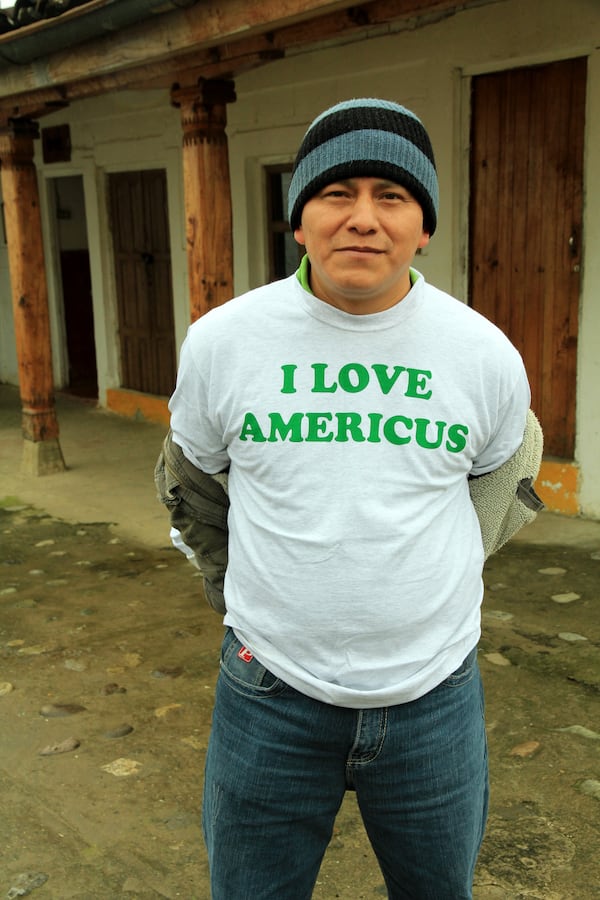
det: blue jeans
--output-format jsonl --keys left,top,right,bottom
{"left": 203, "top": 628, "right": 488, "bottom": 899}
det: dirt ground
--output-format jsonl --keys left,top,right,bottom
{"left": 1, "top": 496, "right": 599, "bottom": 898}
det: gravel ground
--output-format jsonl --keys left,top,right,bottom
{"left": 1, "top": 497, "right": 599, "bottom": 899}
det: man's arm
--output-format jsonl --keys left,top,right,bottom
{"left": 154, "top": 429, "right": 229, "bottom": 613}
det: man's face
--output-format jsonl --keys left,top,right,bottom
{"left": 294, "top": 176, "right": 430, "bottom": 315}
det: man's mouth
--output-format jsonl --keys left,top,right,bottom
{"left": 338, "top": 246, "right": 383, "bottom": 254}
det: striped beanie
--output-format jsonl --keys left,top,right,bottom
{"left": 288, "top": 98, "right": 438, "bottom": 235}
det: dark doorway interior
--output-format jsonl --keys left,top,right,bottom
{"left": 60, "top": 248, "right": 97, "bottom": 398}
{"left": 53, "top": 176, "right": 98, "bottom": 399}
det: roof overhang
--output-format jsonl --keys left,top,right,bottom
{"left": 0, "top": 0, "right": 501, "bottom": 121}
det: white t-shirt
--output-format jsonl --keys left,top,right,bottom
{"left": 169, "top": 270, "right": 530, "bottom": 708}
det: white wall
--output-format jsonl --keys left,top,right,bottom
{"left": 227, "top": 0, "right": 600, "bottom": 516}
{"left": 577, "top": 49, "right": 600, "bottom": 517}
{"left": 0, "top": 190, "right": 17, "bottom": 383}
{"left": 0, "top": 0, "right": 598, "bottom": 514}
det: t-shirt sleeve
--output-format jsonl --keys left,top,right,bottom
{"left": 470, "top": 362, "right": 531, "bottom": 476}
{"left": 168, "top": 325, "right": 230, "bottom": 474}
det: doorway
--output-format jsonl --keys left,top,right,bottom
{"left": 108, "top": 169, "right": 176, "bottom": 398}
{"left": 52, "top": 176, "right": 98, "bottom": 398}
{"left": 469, "top": 57, "right": 586, "bottom": 459}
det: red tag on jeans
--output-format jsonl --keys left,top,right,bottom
{"left": 237, "top": 646, "right": 254, "bottom": 663}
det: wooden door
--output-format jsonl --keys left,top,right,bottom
{"left": 469, "top": 58, "right": 586, "bottom": 459}
{"left": 109, "top": 170, "right": 176, "bottom": 397}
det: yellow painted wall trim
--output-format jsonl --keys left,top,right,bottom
{"left": 106, "top": 389, "right": 170, "bottom": 427}
{"left": 536, "top": 460, "right": 580, "bottom": 516}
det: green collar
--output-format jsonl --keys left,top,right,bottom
{"left": 297, "top": 253, "right": 312, "bottom": 291}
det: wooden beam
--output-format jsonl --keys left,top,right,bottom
{"left": 0, "top": 42, "right": 288, "bottom": 120}
{"left": 0, "top": 0, "right": 494, "bottom": 118}
{"left": 0, "top": 0, "right": 495, "bottom": 105}
{"left": 0, "top": 0, "right": 358, "bottom": 99}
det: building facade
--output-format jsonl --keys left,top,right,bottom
{"left": 0, "top": 0, "right": 598, "bottom": 516}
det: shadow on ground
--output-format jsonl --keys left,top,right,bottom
{"left": 1, "top": 500, "right": 599, "bottom": 899}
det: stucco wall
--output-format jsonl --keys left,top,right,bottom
{"left": 0, "top": 225, "right": 16, "bottom": 383}
{"left": 0, "top": 0, "right": 598, "bottom": 514}
{"left": 577, "top": 48, "right": 600, "bottom": 517}
{"left": 227, "top": 0, "right": 600, "bottom": 516}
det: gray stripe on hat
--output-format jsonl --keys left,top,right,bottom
{"left": 288, "top": 129, "right": 438, "bottom": 222}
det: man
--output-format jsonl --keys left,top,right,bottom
{"left": 158, "top": 98, "right": 542, "bottom": 899}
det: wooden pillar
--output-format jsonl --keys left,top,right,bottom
{"left": 172, "top": 78, "right": 236, "bottom": 321}
{"left": 0, "top": 118, "right": 66, "bottom": 475}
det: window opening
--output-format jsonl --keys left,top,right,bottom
{"left": 265, "top": 166, "right": 304, "bottom": 281}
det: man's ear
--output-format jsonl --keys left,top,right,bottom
{"left": 418, "top": 231, "right": 430, "bottom": 250}
{"left": 294, "top": 227, "right": 306, "bottom": 246}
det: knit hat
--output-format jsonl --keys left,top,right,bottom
{"left": 287, "top": 98, "right": 438, "bottom": 235}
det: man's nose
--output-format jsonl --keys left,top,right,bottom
{"left": 346, "top": 195, "right": 378, "bottom": 231}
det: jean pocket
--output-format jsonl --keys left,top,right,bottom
{"left": 441, "top": 646, "right": 478, "bottom": 688}
{"left": 220, "top": 628, "right": 287, "bottom": 698}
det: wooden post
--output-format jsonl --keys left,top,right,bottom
{"left": 172, "top": 78, "right": 236, "bottom": 321}
{"left": 0, "top": 118, "right": 66, "bottom": 475}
